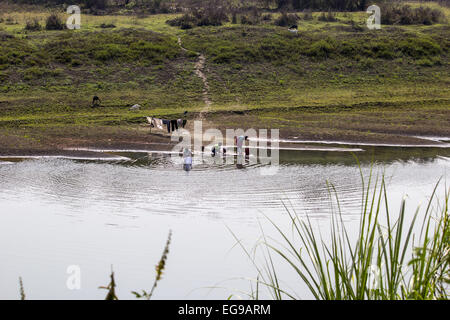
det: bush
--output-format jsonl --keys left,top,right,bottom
{"left": 195, "top": 7, "right": 229, "bottom": 27}
{"left": 274, "top": 13, "right": 299, "bottom": 27}
{"left": 240, "top": 8, "right": 262, "bottom": 25}
{"left": 167, "top": 7, "right": 229, "bottom": 29}
{"left": 262, "top": 14, "right": 273, "bottom": 21}
{"left": 45, "top": 14, "right": 65, "bottom": 30}
{"left": 5, "top": 17, "right": 18, "bottom": 25}
{"left": 166, "top": 13, "right": 196, "bottom": 29}
{"left": 400, "top": 37, "right": 441, "bottom": 58}
{"left": 381, "top": 3, "right": 446, "bottom": 25}
{"left": 318, "top": 11, "right": 338, "bottom": 22}
{"left": 99, "top": 23, "right": 116, "bottom": 28}
{"left": 302, "top": 10, "right": 313, "bottom": 21}
{"left": 24, "top": 18, "right": 41, "bottom": 31}
{"left": 307, "top": 39, "right": 336, "bottom": 58}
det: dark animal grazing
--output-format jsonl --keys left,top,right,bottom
{"left": 92, "top": 96, "right": 101, "bottom": 108}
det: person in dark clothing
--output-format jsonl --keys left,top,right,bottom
{"left": 92, "top": 96, "right": 101, "bottom": 108}
{"left": 211, "top": 143, "right": 225, "bottom": 157}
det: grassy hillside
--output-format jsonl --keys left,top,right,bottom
{"left": 0, "top": 2, "right": 449, "bottom": 152}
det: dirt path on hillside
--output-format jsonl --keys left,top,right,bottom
{"left": 178, "top": 37, "right": 211, "bottom": 120}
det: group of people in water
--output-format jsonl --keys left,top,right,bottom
{"left": 182, "top": 136, "right": 249, "bottom": 172}
{"left": 90, "top": 96, "right": 251, "bottom": 172}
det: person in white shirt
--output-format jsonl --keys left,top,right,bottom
{"left": 183, "top": 148, "right": 193, "bottom": 171}
{"left": 235, "top": 135, "right": 248, "bottom": 155}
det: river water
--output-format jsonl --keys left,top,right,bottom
{"left": 0, "top": 145, "right": 449, "bottom": 299}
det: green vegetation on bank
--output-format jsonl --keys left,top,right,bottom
{"left": 0, "top": 1, "right": 449, "bottom": 151}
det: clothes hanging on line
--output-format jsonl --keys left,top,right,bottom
{"left": 162, "top": 119, "right": 171, "bottom": 133}
{"left": 153, "top": 118, "right": 163, "bottom": 130}
{"left": 171, "top": 119, "right": 178, "bottom": 132}
{"left": 147, "top": 117, "right": 187, "bottom": 133}
{"left": 147, "top": 117, "right": 164, "bottom": 130}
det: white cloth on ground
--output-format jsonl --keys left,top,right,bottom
{"left": 130, "top": 104, "right": 141, "bottom": 110}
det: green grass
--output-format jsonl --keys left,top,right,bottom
{"left": 0, "top": 4, "right": 449, "bottom": 151}
{"left": 233, "top": 167, "right": 450, "bottom": 300}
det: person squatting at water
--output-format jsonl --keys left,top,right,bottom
{"left": 183, "top": 147, "right": 193, "bottom": 171}
{"left": 211, "top": 142, "right": 227, "bottom": 157}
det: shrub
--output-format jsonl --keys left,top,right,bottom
{"left": 240, "top": 8, "right": 262, "bottom": 25}
{"left": 274, "top": 12, "right": 299, "bottom": 27}
{"left": 99, "top": 23, "right": 116, "bottom": 28}
{"left": 359, "top": 57, "right": 376, "bottom": 70}
{"left": 262, "top": 14, "right": 273, "bottom": 21}
{"left": 381, "top": 3, "right": 446, "bottom": 25}
{"left": 166, "top": 13, "right": 196, "bottom": 29}
{"left": 5, "top": 17, "right": 17, "bottom": 25}
{"left": 307, "top": 39, "right": 336, "bottom": 58}
{"left": 318, "top": 11, "right": 338, "bottom": 22}
{"left": 195, "top": 7, "right": 229, "bottom": 27}
{"left": 400, "top": 37, "right": 441, "bottom": 58}
{"left": 25, "top": 18, "right": 41, "bottom": 31}
{"left": 167, "top": 7, "right": 228, "bottom": 29}
{"left": 302, "top": 10, "right": 313, "bottom": 21}
{"left": 45, "top": 14, "right": 65, "bottom": 30}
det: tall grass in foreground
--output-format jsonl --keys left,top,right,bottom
{"left": 235, "top": 167, "right": 449, "bottom": 300}
{"left": 17, "top": 230, "right": 172, "bottom": 300}
{"left": 100, "top": 230, "right": 172, "bottom": 300}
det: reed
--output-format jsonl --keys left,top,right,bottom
{"left": 18, "top": 277, "right": 26, "bottom": 300}
{"left": 132, "top": 230, "right": 172, "bottom": 300}
{"left": 99, "top": 230, "right": 172, "bottom": 300}
{"left": 235, "top": 166, "right": 449, "bottom": 300}
{"left": 99, "top": 268, "right": 118, "bottom": 300}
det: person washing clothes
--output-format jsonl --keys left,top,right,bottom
{"left": 211, "top": 142, "right": 226, "bottom": 157}
{"left": 183, "top": 147, "right": 193, "bottom": 171}
{"left": 235, "top": 136, "right": 248, "bottom": 155}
